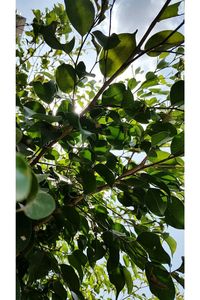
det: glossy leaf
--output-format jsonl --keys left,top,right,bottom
{"left": 137, "top": 232, "right": 171, "bottom": 265}
{"left": 16, "top": 154, "right": 32, "bottom": 202}
{"left": 159, "top": 2, "right": 181, "bottom": 21}
{"left": 55, "top": 64, "right": 76, "bottom": 93}
{"left": 60, "top": 264, "right": 80, "bottom": 291}
{"left": 107, "top": 264, "right": 125, "bottom": 299}
{"left": 24, "top": 191, "right": 56, "bottom": 220}
{"left": 145, "top": 188, "right": 168, "bottom": 216}
{"left": 163, "top": 233, "right": 177, "bottom": 256}
{"left": 33, "top": 80, "right": 57, "bottom": 103}
{"left": 94, "top": 163, "right": 115, "bottom": 186}
{"left": 145, "top": 30, "right": 184, "bottom": 56}
{"left": 171, "top": 131, "right": 184, "bottom": 155}
{"left": 164, "top": 196, "right": 184, "bottom": 229}
{"left": 145, "top": 262, "right": 175, "bottom": 300}
{"left": 99, "top": 32, "right": 137, "bottom": 77}
{"left": 170, "top": 80, "right": 184, "bottom": 106}
{"left": 64, "top": 0, "right": 95, "bottom": 36}
{"left": 26, "top": 171, "right": 39, "bottom": 201}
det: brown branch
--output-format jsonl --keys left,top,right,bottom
{"left": 70, "top": 152, "right": 182, "bottom": 206}
{"left": 80, "top": 0, "right": 172, "bottom": 115}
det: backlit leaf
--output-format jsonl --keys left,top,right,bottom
{"left": 64, "top": 0, "right": 95, "bottom": 36}
{"left": 159, "top": 2, "right": 181, "bottom": 21}
{"left": 56, "top": 64, "right": 76, "bottom": 93}
{"left": 145, "top": 30, "right": 184, "bottom": 56}
{"left": 99, "top": 32, "right": 137, "bottom": 77}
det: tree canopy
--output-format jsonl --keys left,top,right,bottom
{"left": 16, "top": 1, "right": 184, "bottom": 299}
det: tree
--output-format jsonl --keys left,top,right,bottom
{"left": 16, "top": 1, "right": 184, "bottom": 299}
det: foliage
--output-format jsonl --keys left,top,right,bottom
{"left": 16, "top": 1, "right": 184, "bottom": 299}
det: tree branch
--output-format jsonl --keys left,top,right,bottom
{"left": 80, "top": 0, "right": 173, "bottom": 115}
{"left": 30, "top": 126, "right": 73, "bottom": 167}
{"left": 69, "top": 152, "right": 182, "bottom": 206}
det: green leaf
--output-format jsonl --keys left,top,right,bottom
{"left": 145, "top": 188, "right": 168, "bottom": 216}
{"left": 32, "top": 113, "right": 62, "bottom": 123}
{"left": 122, "top": 267, "right": 133, "bottom": 294}
{"left": 60, "top": 264, "right": 80, "bottom": 292}
{"left": 137, "top": 232, "right": 171, "bottom": 265}
{"left": 92, "top": 30, "right": 120, "bottom": 50}
{"left": 94, "top": 163, "right": 115, "bottom": 186}
{"left": 128, "top": 78, "right": 138, "bottom": 90}
{"left": 24, "top": 101, "right": 46, "bottom": 114}
{"left": 163, "top": 233, "right": 177, "bottom": 256}
{"left": 80, "top": 168, "right": 97, "bottom": 194}
{"left": 53, "top": 281, "right": 67, "bottom": 299}
{"left": 16, "top": 153, "right": 32, "bottom": 202}
{"left": 40, "top": 22, "right": 75, "bottom": 54}
{"left": 170, "top": 80, "right": 184, "bottom": 106}
{"left": 27, "top": 171, "right": 39, "bottom": 201}
{"left": 24, "top": 191, "right": 56, "bottom": 220}
{"left": 171, "top": 131, "right": 184, "bottom": 155}
{"left": 33, "top": 80, "right": 57, "bottom": 103}
{"left": 171, "top": 272, "right": 184, "bottom": 288}
{"left": 102, "top": 83, "right": 126, "bottom": 106}
{"left": 145, "top": 262, "right": 175, "bottom": 300}
{"left": 16, "top": 213, "right": 32, "bottom": 254}
{"left": 99, "top": 32, "right": 137, "bottom": 77}
{"left": 16, "top": 128, "right": 23, "bottom": 144}
{"left": 55, "top": 63, "right": 76, "bottom": 93}
{"left": 145, "top": 30, "right": 184, "bottom": 56}
{"left": 28, "top": 250, "right": 54, "bottom": 282}
{"left": 64, "top": 0, "right": 95, "bottom": 36}
{"left": 151, "top": 131, "right": 172, "bottom": 146}
{"left": 107, "top": 264, "right": 125, "bottom": 299}
{"left": 159, "top": 2, "right": 181, "bottom": 21}
{"left": 164, "top": 196, "right": 184, "bottom": 229}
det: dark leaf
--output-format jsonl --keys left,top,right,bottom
{"left": 94, "top": 163, "right": 115, "bottom": 186}
{"left": 16, "top": 213, "right": 32, "bottom": 254}
{"left": 60, "top": 264, "right": 80, "bottom": 292}
{"left": 164, "top": 196, "right": 184, "bottom": 229}
{"left": 80, "top": 168, "right": 97, "bottom": 194}
{"left": 145, "top": 188, "right": 168, "bottom": 216}
{"left": 33, "top": 80, "right": 57, "bottom": 103}
{"left": 137, "top": 232, "right": 171, "bottom": 265}
{"left": 171, "top": 131, "right": 184, "bottom": 155}
{"left": 145, "top": 262, "right": 175, "bottom": 300}
{"left": 170, "top": 80, "right": 184, "bottom": 106}
{"left": 92, "top": 30, "right": 120, "bottom": 50}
